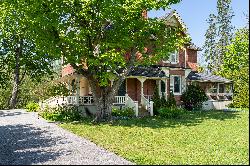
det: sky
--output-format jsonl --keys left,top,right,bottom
{"left": 148, "top": 0, "right": 249, "bottom": 63}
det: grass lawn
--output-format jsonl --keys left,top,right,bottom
{"left": 60, "top": 110, "right": 249, "bottom": 165}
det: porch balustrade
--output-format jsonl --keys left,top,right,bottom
{"left": 114, "top": 96, "right": 126, "bottom": 104}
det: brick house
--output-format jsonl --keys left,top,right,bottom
{"left": 41, "top": 10, "right": 233, "bottom": 116}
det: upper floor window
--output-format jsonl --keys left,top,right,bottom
{"left": 163, "top": 51, "right": 179, "bottom": 64}
{"left": 170, "top": 51, "right": 178, "bottom": 63}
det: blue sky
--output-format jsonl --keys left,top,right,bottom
{"left": 148, "top": 0, "right": 249, "bottom": 54}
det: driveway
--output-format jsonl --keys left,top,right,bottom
{"left": 0, "top": 109, "right": 134, "bottom": 165}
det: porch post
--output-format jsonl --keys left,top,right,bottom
{"left": 164, "top": 78, "right": 168, "bottom": 101}
{"left": 157, "top": 80, "right": 161, "bottom": 97}
{"left": 76, "top": 76, "right": 80, "bottom": 106}
{"left": 138, "top": 77, "right": 146, "bottom": 103}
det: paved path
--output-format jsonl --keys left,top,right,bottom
{"left": 0, "top": 109, "right": 134, "bottom": 165}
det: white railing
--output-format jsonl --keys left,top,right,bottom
{"left": 67, "top": 96, "right": 77, "bottom": 105}
{"left": 144, "top": 95, "right": 153, "bottom": 101}
{"left": 114, "top": 96, "right": 126, "bottom": 104}
{"left": 125, "top": 94, "right": 138, "bottom": 117}
{"left": 206, "top": 93, "right": 233, "bottom": 101}
{"left": 141, "top": 95, "right": 154, "bottom": 116}
{"left": 79, "top": 96, "right": 94, "bottom": 105}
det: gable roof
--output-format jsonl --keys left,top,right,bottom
{"left": 161, "top": 10, "right": 188, "bottom": 34}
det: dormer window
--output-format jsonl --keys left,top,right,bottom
{"left": 169, "top": 51, "right": 178, "bottom": 64}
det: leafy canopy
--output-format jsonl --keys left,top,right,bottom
{"left": 2, "top": 0, "right": 188, "bottom": 86}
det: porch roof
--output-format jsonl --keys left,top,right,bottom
{"left": 128, "top": 66, "right": 167, "bottom": 78}
{"left": 187, "top": 71, "right": 232, "bottom": 83}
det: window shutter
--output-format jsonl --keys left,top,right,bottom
{"left": 170, "top": 76, "right": 174, "bottom": 93}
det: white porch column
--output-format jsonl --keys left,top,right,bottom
{"left": 76, "top": 76, "right": 80, "bottom": 106}
{"left": 157, "top": 80, "right": 161, "bottom": 97}
{"left": 164, "top": 78, "right": 168, "bottom": 101}
{"left": 138, "top": 77, "right": 146, "bottom": 103}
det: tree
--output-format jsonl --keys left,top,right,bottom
{"left": 219, "top": 28, "right": 249, "bottom": 108}
{"left": 181, "top": 84, "right": 208, "bottom": 110}
{"left": 4, "top": 0, "right": 188, "bottom": 121}
{"left": 203, "top": 0, "right": 234, "bottom": 73}
{"left": 0, "top": 3, "right": 57, "bottom": 108}
{"left": 216, "top": 0, "right": 234, "bottom": 69}
{"left": 203, "top": 14, "right": 217, "bottom": 72}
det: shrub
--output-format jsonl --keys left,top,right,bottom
{"left": 152, "top": 87, "right": 161, "bottom": 115}
{"left": 158, "top": 107, "right": 184, "bottom": 119}
{"left": 112, "top": 107, "right": 134, "bottom": 118}
{"left": 25, "top": 102, "right": 40, "bottom": 112}
{"left": 166, "top": 92, "right": 177, "bottom": 108}
{"left": 39, "top": 106, "right": 82, "bottom": 122}
{"left": 181, "top": 84, "right": 208, "bottom": 111}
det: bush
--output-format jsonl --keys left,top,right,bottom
{"left": 39, "top": 106, "right": 82, "bottom": 122}
{"left": 166, "top": 92, "right": 177, "bottom": 108}
{"left": 112, "top": 107, "right": 134, "bottom": 118}
{"left": 25, "top": 102, "right": 40, "bottom": 112}
{"left": 181, "top": 84, "right": 208, "bottom": 111}
{"left": 158, "top": 107, "right": 184, "bottom": 119}
{"left": 152, "top": 87, "right": 162, "bottom": 115}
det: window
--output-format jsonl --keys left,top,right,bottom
{"left": 218, "top": 84, "right": 225, "bottom": 93}
{"left": 163, "top": 51, "right": 179, "bottom": 63}
{"left": 169, "top": 51, "right": 178, "bottom": 63}
{"left": 170, "top": 75, "right": 181, "bottom": 95}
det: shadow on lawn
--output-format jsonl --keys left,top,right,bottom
{"left": 88, "top": 110, "right": 243, "bottom": 129}
{"left": 0, "top": 124, "right": 72, "bottom": 165}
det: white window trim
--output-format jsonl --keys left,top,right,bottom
{"left": 171, "top": 75, "right": 182, "bottom": 95}
{"left": 163, "top": 51, "right": 179, "bottom": 64}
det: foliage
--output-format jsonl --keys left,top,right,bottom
{"left": 60, "top": 110, "right": 249, "bottom": 165}
{"left": 166, "top": 92, "right": 177, "bottom": 108}
{"left": 111, "top": 107, "right": 134, "bottom": 118}
{"left": 152, "top": 87, "right": 161, "bottom": 115}
{"left": 45, "top": 82, "right": 69, "bottom": 98}
{"left": 158, "top": 107, "right": 184, "bottom": 119}
{"left": 152, "top": 87, "right": 177, "bottom": 115}
{"left": 39, "top": 106, "right": 82, "bottom": 122}
{"left": 218, "top": 28, "right": 249, "bottom": 108}
{"left": 2, "top": 0, "right": 188, "bottom": 120}
{"left": 0, "top": 2, "right": 58, "bottom": 108}
{"left": 181, "top": 84, "right": 208, "bottom": 110}
{"left": 203, "top": 0, "right": 234, "bottom": 72}
{"left": 25, "top": 101, "right": 40, "bottom": 112}
{"left": 203, "top": 14, "right": 217, "bottom": 71}
{"left": 0, "top": 74, "right": 66, "bottom": 109}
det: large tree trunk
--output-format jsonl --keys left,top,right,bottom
{"left": 9, "top": 41, "right": 22, "bottom": 109}
{"left": 87, "top": 75, "right": 124, "bottom": 122}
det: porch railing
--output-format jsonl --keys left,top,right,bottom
{"left": 114, "top": 96, "right": 126, "bottom": 105}
{"left": 141, "top": 95, "right": 154, "bottom": 116}
{"left": 125, "top": 94, "right": 138, "bottom": 117}
{"left": 79, "top": 96, "right": 94, "bottom": 105}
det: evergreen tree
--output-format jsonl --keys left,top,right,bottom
{"left": 216, "top": 0, "right": 234, "bottom": 70}
{"left": 203, "top": 14, "right": 217, "bottom": 72}
{"left": 203, "top": 0, "right": 234, "bottom": 73}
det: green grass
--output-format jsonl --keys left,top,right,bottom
{"left": 60, "top": 109, "right": 249, "bottom": 165}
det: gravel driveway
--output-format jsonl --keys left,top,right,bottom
{"left": 0, "top": 109, "right": 134, "bottom": 165}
